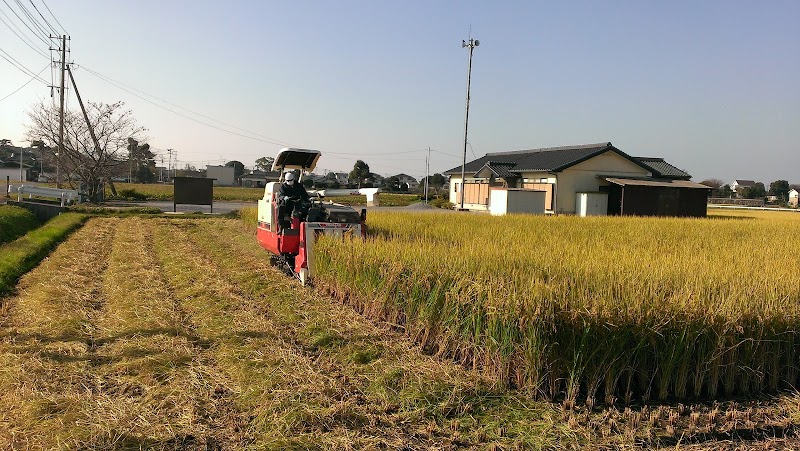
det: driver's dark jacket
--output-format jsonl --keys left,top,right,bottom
{"left": 279, "top": 182, "right": 309, "bottom": 201}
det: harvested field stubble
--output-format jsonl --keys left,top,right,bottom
{"left": 313, "top": 211, "right": 800, "bottom": 405}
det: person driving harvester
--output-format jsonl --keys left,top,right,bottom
{"left": 279, "top": 171, "right": 310, "bottom": 224}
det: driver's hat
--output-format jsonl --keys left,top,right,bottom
{"left": 285, "top": 171, "right": 296, "bottom": 182}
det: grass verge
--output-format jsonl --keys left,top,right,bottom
{"left": 0, "top": 205, "right": 39, "bottom": 245}
{"left": 0, "top": 213, "right": 87, "bottom": 296}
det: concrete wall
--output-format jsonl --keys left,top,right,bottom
{"left": 489, "top": 189, "right": 546, "bottom": 216}
{"left": 206, "top": 165, "right": 235, "bottom": 186}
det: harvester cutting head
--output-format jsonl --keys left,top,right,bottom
{"left": 257, "top": 148, "right": 368, "bottom": 285}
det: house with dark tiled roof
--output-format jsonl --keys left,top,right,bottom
{"left": 444, "top": 142, "right": 710, "bottom": 217}
{"left": 730, "top": 179, "right": 757, "bottom": 198}
{"left": 241, "top": 170, "right": 281, "bottom": 188}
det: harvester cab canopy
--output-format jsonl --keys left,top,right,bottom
{"left": 272, "top": 148, "right": 321, "bottom": 180}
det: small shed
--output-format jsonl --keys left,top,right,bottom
{"left": 489, "top": 188, "right": 546, "bottom": 216}
{"left": 789, "top": 189, "right": 799, "bottom": 208}
{"left": 604, "top": 177, "right": 711, "bottom": 217}
{"left": 576, "top": 192, "right": 608, "bottom": 217}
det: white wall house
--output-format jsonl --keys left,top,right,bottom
{"left": 444, "top": 142, "right": 710, "bottom": 217}
{"left": 0, "top": 167, "right": 28, "bottom": 183}
{"left": 206, "top": 165, "right": 236, "bottom": 186}
{"left": 789, "top": 189, "right": 799, "bottom": 208}
{"left": 393, "top": 173, "right": 419, "bottom": 190}
{"left": 730, "top": 179, "right": 756, "bottom": 197}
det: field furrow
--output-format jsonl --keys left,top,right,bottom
{"left": 151, "top": 219, "right": 500, "bottom": 448}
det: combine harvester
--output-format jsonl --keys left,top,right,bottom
{"left": 257, "top": 148, "right": 370, "bottom": 285}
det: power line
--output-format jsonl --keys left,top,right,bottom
{"left": 40, "top": 0, "right": 65, "bottom": 35}
{"left": 0, "top": 12, "right": 49, "bottom": 58}
{"left": 0, "top": 0, "right": 47, "bottom": 44}
{"left": 78, "top": 65, "right": 298, "bottom": 148}
{"left": 12, "top": 0, "right": 50, "bottom": 39}
{"left": 27, "top": 0, "right": 59, "bottom": 36}
{"left": 0, "top": 62, "right": 47, "bottom": 101}
{"left": 0, "top": 46, "right": 48, "bottom": 82}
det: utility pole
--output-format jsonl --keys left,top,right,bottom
{"left": 458, "top": 37, "right": 479, "bottom": 211}
{"left": 167, "top": 149, "right": 173, "bottom": 181}
{"left": 19, "top": 149, "right": 23, "bottom": 182}
{"left": 425, "top": 147, "right": 431, "bottom": 203}
{"left": 56, "top": 35, "right": 67, "bottom": 188}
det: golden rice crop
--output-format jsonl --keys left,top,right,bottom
{"left": 313, "top": 211, "right": 800, "bottom": 405}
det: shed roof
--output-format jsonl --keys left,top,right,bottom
{"left": 444, "top": 142, "right": 653, "bottom": 175}
{"left": 604, "top": 177, "right": 711, "bottom": 189}
{"left": 633, "top": 157, "right": 691, "bottom": 180}
{"left": 733, "top": 179, "right": 757, "bottom": 186}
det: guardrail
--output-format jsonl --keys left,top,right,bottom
{"left": 8, "top": 184, "right": 80, "bottom": 206}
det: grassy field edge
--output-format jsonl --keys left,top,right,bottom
{"left": 0, "top": 205, "right": 40, "bottom": 245}
{"left": 0, "top": 212, "right": 88, "bottom": 296}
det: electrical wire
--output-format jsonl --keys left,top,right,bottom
{"left": 27, "top": 0, "right": 59, "bottom": 36}
{"left": 1, "top": 0, "right": 47, "bottom": 44}
{"left": 0, "top": 13, "right": 50, "bottom": 58}
{"left": 79, "top": 65, "right": 298, "bottom": 147}
{"left": 0, "top": 46, "right": 49, "bottom": 82}
{"left": 12, "top": 0, "right": 50, "bottom": 39}
{"left": 40, "top": 0, "right": 65, "bottom": 35}
{"left": 0, "top": 62, "right": 48, "bottom": 101}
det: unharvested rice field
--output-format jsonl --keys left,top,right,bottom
{"left": 3, "top": 212, "right": 800, "bottom": 448}
{"left": 313, "top": 210, "right": 800, "bottom": 408}
{"left": 101, "top": 182, "right": 419, "bottom": 206}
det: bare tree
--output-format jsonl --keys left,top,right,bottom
{"left": 26, "top": 101, "right": 145, "bottom": 201}
{"left": 700, "top": 178, "right": 724, "bottom": 189}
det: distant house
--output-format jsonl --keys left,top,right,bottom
{"left": 730, "top": 179, "right": 756, "bottom": 197}
{"left": 333, "top": 172, "right": 349, "bottom": 185}
{"left": 444, "top": 142, "right": 710, "bottom": 217}
{"left": 241, "top": 170, "right": 281, "bottom": 188}
{"left": 206, "top": 165, "right": 236, "bottom": 186}
{"left": 0, "top": 144, "right": 36, "bottom": 182}
{"left": 392, "top": 173, "right": 419, "bottom": 190}
{"left": 789, "top": 189, "right": 799, "bottom": 208}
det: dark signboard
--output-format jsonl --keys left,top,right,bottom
{"left": 173, "top": 177, "right": 214, "bottom": 212}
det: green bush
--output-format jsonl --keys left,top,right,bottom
{"left": 0, "top": 205, "right": 40, "bottom": 245}
{"left": 115, "top": 189, "right": 148, "bottom": 201}
{"left": 431, "top": 198, "right": 454, "bottom": 209}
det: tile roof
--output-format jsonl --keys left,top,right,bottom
{"left": 474, "top": 161, "right": 520, "bottom": 178}
{"left": 633, "top": 157, "right": 692, "bottom": 180}
{"left": 733, "top": 179, "right": 757, "bottom": 186}
{"left": 444, "top": 142, "right": 651, "bottom": 175}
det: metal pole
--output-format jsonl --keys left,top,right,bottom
{"left": 425, "top": 147, "right": 430, "bottom": 203}
{"left": 459, "top": 38, "right": 478, "bottom": 210}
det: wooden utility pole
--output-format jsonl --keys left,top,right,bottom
{"left": 67, "top": 65, "right": 110, "bottom": 200}
{"left": 56, "top": 35, "right": 67, "bottom": 188}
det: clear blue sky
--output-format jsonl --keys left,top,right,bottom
{"left": 1, "top": 0, "right": 798, "bottom": 183}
